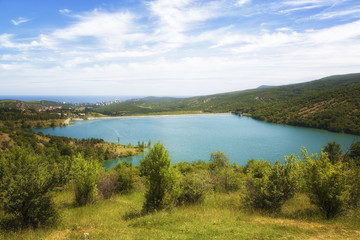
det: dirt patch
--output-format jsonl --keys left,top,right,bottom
{"left": 0, "top": 133, "right": 13, "bottom": 148}
{"left": 298, "top": 99, "right": 336, "bottom": 118}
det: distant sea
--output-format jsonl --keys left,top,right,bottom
{"left": 0, "top": 95, "right": 143, "bottom": 104}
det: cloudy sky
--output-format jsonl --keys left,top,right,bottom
{"left": 0, "top": 0, "right": 359, "bottom": 96}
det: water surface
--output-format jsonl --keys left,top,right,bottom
{"left": 35, "top": 114, "right": 359, "bottom": 166}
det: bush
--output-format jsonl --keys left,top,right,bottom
{"left": 140, "top": 142, "right": 181, "bottom": 213}
{"left": 0, "top": 147, "right": 58, "bottom": 229}
{"left": 70, "top": 154, "right": 101, "bottom": 206}
{"left": 178, "top": 171, "right": 213, "bottom": 205}
{"left": 323, "top": 141, "right": 343, "bottom": 164}
{"left": 244, "top": 155, "right": 299, "bottom": 213}
{"left": 349, "top": 141, "right": 360, "bottom": 164}
{"left": 348, "top": 165, "right": 360, "bottom": 208}
{"left": 98, "top": 171, "right": 117, "bottom": 199}
{"left": 304, "top": 151, "right": 349, "bottom": 219}
{"left": 209, "top": 151, "right": 240, "bottom": 192}
{"left": 113, "top": 161, "right": 139, "bottom": 193}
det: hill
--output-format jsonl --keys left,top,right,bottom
{"left": 244, "top": 85, "right": 360, "bottom": 135}
{"left": 0, "top": 100, "right": 69, "bottom": 111}
{"left": 93, "top": 73, "right": 360, "bottom": 134}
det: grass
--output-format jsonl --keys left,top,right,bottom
{"left": 2, "top": 191, "right": 360, "bottom": 240}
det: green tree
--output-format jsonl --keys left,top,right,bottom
{"left": 70, "top": 154, "right": 101, "bottom": 206}
{"left": 244, "top": 155, "right": 300, "bottom": 213}
{"left": 348, "top": 141, "right": 360, "bottom": 163}
{"left": 209, "top": 151, "right": 230, "bottom": 170}
{"left": 0, "top": 147, "right": 58, "bottom": 229}
{"left": 113, "top": 161, "right": 139, "bottom": 193}
{"left": 140, "top": 142, "right": 180, "bottom": 213}
{"left": 323, "top": 141, "right": 343, "bottom": 164}
{"left": 178, "top": 170, "right": 212, "bottom": 205}
{"left": 304, "top": 150, "right": 349, "bottom": 219}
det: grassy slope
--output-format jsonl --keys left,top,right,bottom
{"left": 2, "top": 190, "right": 359, "bottom": 240}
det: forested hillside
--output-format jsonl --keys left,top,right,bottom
{"left": 0, "top": 100, "right": 69, "bottom": 111}
{"left": 93, "top": 73, "right": 360, "bottom": 114}
{"left": 244, "top": 85, "right": 360, "bottom": 135}
{"left": 92, "top": 73, "right": 360, "bottom": 134}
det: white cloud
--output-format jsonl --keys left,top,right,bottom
{"left": 283, "top": 0, "right": 336, "bottom": 6}
{"left": 313, "top": 8, "right": 360, "bottom": 19}
{"left": 235, "top": 0, "right": 251, "bottom": 6}
{"left": 59, "top": 9, "right": 71, "bottom": 15}
{"left": 147, "top": 0, "right": 224, "bottom": 49}
{"left": 1, "top": 1, "right": 360, "bottom": 95}
{"left": 280, "top": 4, "right": 323, "bottom": 13}
{"left": 0, "top": 34, "right": 40, "bottom": 50}
{"left": 52, "top": 9, "right": 140, "bottom": 49}
{"left": 11, "top": 17, "right": 31, "bottom": 26}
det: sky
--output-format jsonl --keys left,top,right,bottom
{"left": 0, "top": 0, "right": 360, "bottom": 96}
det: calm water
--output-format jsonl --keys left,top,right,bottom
{"left": 34, "top": 114, "right": 359, "bottom": 167}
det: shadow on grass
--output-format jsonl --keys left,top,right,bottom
{"left": 123, "top": 210, "right": 143, "bottom": 220}
{"left": 280, "top": 208, "right": 322, "bottom": 221}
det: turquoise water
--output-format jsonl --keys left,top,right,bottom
{"left": 35, "top": 114, "right": 360, "bottom": 166}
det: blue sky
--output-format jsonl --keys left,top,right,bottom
{"left": 1, "top": 0, "right": 360, "bottom": 96}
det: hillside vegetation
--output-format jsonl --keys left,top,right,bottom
{"left": 244, "top": 85, "right": 360, "bottom": 135}
{"left": 1, "top": 140, "right": 360, "bottom": 239}
{"left": 2, "top": 73, "right": 360, "bottom": 134}
{"left": 1, "top": 90, "right": 360, "bottom": 239}
{"left": 92, "top": 73, "right": 360, "bottom": 134}
{"left": 0, "top": 100, "right": 70, "bottom": 111}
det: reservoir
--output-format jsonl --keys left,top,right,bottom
{"left": 35, "top": 114, "right": 360, "bottom": 166}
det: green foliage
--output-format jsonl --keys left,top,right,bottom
{"left": 70, "top": 154, "right": 101, "bottom": 206}
{"left": 348, "top": 141, "right": 360, "bottom": 163}
{"left": 324, "top": 141, "right": 343, "bottom": 164}
{"left": 303, "top": 150, "right": 350, "bottom": 219}
{"left": 347, "top": 164, "right": 360, "bottom": 208}
{"left": 244, "top": 159, "right": 272, "bottom": 179}
{"left": 0, "top": 147, "right": 58, "bottom": 229}
{"left": 92, "top": 73, "right": 360, "bottom": 134}
{"left": 246, "top": 85, "right": 360, "bottom": 135}
{"left": 113, "top": 161, "right": 139, "bottom": 193}
{"left": 209, "top": 151, "right": 230, "bottom": 170}
{"left": 244, "top": 155, "right": 300, "bottom": 213}
{"left": 140, "top": 142, "right": 181, "bottom": 212}
{"left": 178, "top": 170, "right": 213, "bottom": 205}
{"left": 209, "top": 151, "right": 243, "bottom": 192}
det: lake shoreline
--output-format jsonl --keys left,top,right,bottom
{"left": 86, "top": 112, "right": 231, "bottom": 120}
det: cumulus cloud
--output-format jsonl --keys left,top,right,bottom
{"left": 1, "top": 0, "right": 360, "bottom": 95}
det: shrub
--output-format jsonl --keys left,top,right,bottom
{"left": 98, "top": 171, "right": 117, "bottom": 199}
{"left": 349, "top": 141, "right": 360, "bottom": 164}
{"left": 113, "top": 161, "right": 138, "bottom": 193}
{"left": 70, "top": 154, "right": 101, "bottom": 206}
{"left": 140, "top": 142, "right": 181, "bottom": 213}
{"left": 304, "top": 151, "right": 349, "bottom": 219}
{"left": 323, "top": 141, "right": 343, "bottom": 164}
{"left": 348, "top": 165, "right": 360, "bottom": 208}
{"left": 178, "top": 171, "right": 213, "bottom": 205}
{"left": 244, "top": 155, "right": 299, "bottom": 213}
{"left": 0, "top": 147, "right": 58, "bottom": 229}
